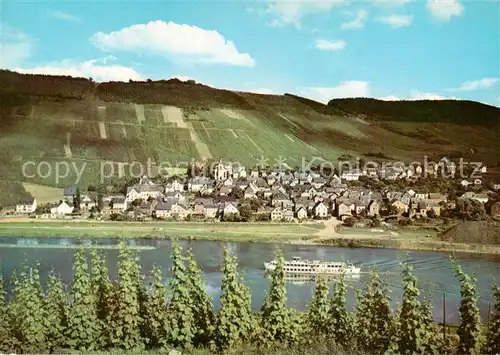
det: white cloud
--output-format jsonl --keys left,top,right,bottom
{"left": 248, "top": 88, "right": 275, "bottom": 95}
{"left": 297, "top": 81, "right": 370, "bottom": 103}
{"left": 1, "top": 26, "right": 34, "bottom": 68}
{"left": 49, "top": 10, "right": 80, "bottom": 22}
{"left": 377, "top": 14, "right": 413, "bottom": 28}
{"left": 14, "top": 57, "right": 143, "bottom": 82}
{"left": 455, "top": 77, "right": 499, "bottom": 91}
{"left": 315, "top": 39, "right": 346, "bottom": 51}
{"left": 341, "top": 9, "right": 368, "bottom": 30}
{"left": 378, "top": 95, "right": 401, "bottom": 101}
{"left": 427, "top": 0, "right": 464, "bottom": 21}
{"left": 90, "top": 20, "right": 255, "bottom": 67}
{"left": 264, "top": 0, "right": 347, "bottom": 28}
{"left": 379, "top": 90, "right": 459, "bottom": 100}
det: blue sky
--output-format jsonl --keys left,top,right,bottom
{"left": 2, "top": 0, "right": 499, "bottom": 106}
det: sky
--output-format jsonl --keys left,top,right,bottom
{"left": 1, "top": 0, "right": 499, "bottom": 106}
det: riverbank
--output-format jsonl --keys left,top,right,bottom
{"left": 1, "top": 219, "right": 499, "bottom": 255}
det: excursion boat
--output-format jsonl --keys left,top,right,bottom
{"left": 264, "top": 256, "right": 361, "bottom": 275}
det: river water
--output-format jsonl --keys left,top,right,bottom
{"left": 0, "top": 237, "right": 499, "bottom": 324}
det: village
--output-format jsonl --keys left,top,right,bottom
{"left": 11, "top": 157, "right": 500, "bottom": 225}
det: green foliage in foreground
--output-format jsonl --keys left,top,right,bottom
{"left": 0, "top": 243, "right": 499, "bottom": 355}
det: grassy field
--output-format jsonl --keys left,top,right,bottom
{"left": 22, "top": 183, "right": 64, "bottom": 203}
{"left": 2, "top": 220, "right": 500, "bottom": 255}
{"left": 0, "top": 221, "right": 325, "bottom": 241}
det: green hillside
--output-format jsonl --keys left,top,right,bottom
{"left": 1, "top": 70, "right": 499, "bottom": 207}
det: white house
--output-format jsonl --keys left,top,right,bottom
{"left": 222, "top": 202, "right": 239, "bottom": 215}
{"left": 16, "top": 198, "right": 37, "bottom": 214}
{"left": 314, "top": 202, "right": 328, "bottom": 218}
{"left": 165, "top": 179, "right": 184, "bottom": 192}
{"left": 111, "top": 197, "right": 127, "bottom": 212}
{"left": 341, "top": 169, "right": 362, "bottom": 181}
{"left": 126, "top": 183, "right": 164, "bottom": 202}
{"left": 50, "top": 201, "right": 74, "bottom": 217}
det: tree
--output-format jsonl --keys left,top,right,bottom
{"left": 213, "top": 247, "right": 255, "bottom": 351}
{"left": 73, "top": 188, "right": 81, "bottom": 212}
{"left": 303, "top": 275, "right": 329, "bottom": 342}
{"left": 354, "top": 271, "right": 394, "bottom": 354}
{"left": 260, "top": 248, "right": 294, "bottom": 345}
{"left": 11, "top": 264, "right": 47, "bottom": 353}
{"left": 168, "top": 240, "right": 195, "bottom": 349}
{"left": 107, "top": 243, "right": 144, "bottom": 350}
{"left": 66, "top": 247, "right": 101, "bottom": 351}
{"left": 455, "top": 198, "right": 487, "bottom": 221}
{"left": 186, "top": 249, "right": 215, "bottom": 348}
{"left": 230, "top": 186, "right": 244, "bottom": 200}
{"left": 43, "top": 271, "right": 69, "bottom": 351}
{"left": 343, "top": 217, "right": 356, "bottom": 227}
{"left": 453, "top": 258, "right": 482, "bottom": 355}
{"left": 90, "top": 249, "right": 113, "bottom": 348}
{"left": 143, "top": 265, "right": 169, "bottom": 350}
{"left": 397, "top": 257, "right": 428, "bottom": 354}
{"left": 484, "top": 282, "right": 500, "bottom": 354}
{"left": 97, "top": 190, "right": 104, "bottom": 212}
{"left": 0, "top": 265, "right": 19, "bottom": 353}
{"left": 239, "top": 204, "right": 253, "bottom": 222}
{"left": 304, "top": 276, "right": 330, "bottom": 344}
{"left": 328, "top": 273, "right": 351, "bottom": 348}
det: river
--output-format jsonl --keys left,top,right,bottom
{"left": 0, "top": 236, "right": 499, "bottom": 324}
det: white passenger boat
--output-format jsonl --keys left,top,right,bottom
{"left": 264, "top": 256, "right": 361, "bottom": 275}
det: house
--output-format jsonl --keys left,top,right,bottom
{"left": 63, "top": 186, "right": 77, "bottom": 203}
{"left": 16, "top": 198, "right": 37, "bottom": 214}
{"left": 165, "top": 179, "right": 184, "bottom": 192}
{"left": 165, "top": 191, "right": 186, "bottom": 203}
{"left": 244, "top": 185, "right": 257, "bottom": 199}
{"left": 314, "top": 202, "right": 328, "bottom": 218}
{"left": 367, "top": 200, "right": 379, "bottom": 217}
{"left": 234, "top": 180, "right": 249, "bottom": 191}
{"left": 188, "top": 177, "right": 213, "bottom": 192}
{"left": 232, "top": 165, "right": 247, "bottom": 179}
{"left": 126, "top": 183, "right": 164, "bottom": 202}
{"left": 222, "top": 201, "right": 239, "bottom": 216}
{"left": 213, "top": 160, "right": 230, "bottom": 181}
{"left": 341, "top": 169, "right": 362, "bottom": 181}
{"left": 493, "top": 184, "right": 500, "bottom": 191}
{"left": 194, "top": 199, "right": 218, "bottom": 218}
{"left": 336, "top": 201, "right": 354, "bottom": 218}
{"left": 171, "top": 203, "right": 190, "bottom": 220}
{"left": 354, "top": 199, "right": 370, "bottom": 216}
{"left": 219, "top": 186, "right": 232, "bottom": 196}
{"left": 154, "top": 201, "right": 172, "bottom": 219}
{"left": 270, "top": 207, "right": 283, "bottom": 221}
{"left": 50, "top": 201, "right": 74, "bottom": 217}
{"left": 283, "top": 210, "right": 294, "bottom": 222}
{"left": 427, "top": 193, "right": 447, "bottom": 205}
{"left": 390, "top": 199, "right": 409, "bottom": 214}
{"left": 296, "top": 207, "right": 308, "bottom": 220}
{"left": 110, "top": 197, "right": 127, "bottom": 212}
{"left": 272, "top": 192, "right": 293, "bottom": 208}
{"left": 490, "top": 202, "right": 500, "bottom": 217}
{"left": 80, "top": 192, "right": 97, "bottom": 211}
{"left": 461, "top": 192, "right": 489, "bottom": 204}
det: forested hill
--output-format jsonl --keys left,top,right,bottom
{"left": 326, "top": 98, "right": 500, "bottom": 127}
{"left": 1, "top": 69, "right": 500, "bottom": 208}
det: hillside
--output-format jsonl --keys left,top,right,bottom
{"left": 439, "top": 220, "right": 500, "bottom": 245}
{"left": 1, "top": 69, "right": 499, "bottom": 206}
